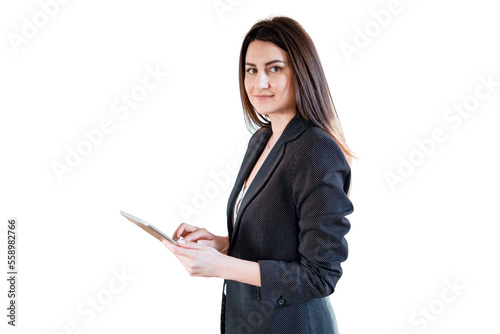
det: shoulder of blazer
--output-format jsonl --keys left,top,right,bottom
{"left": 291, "top": 125, "right": 351, "bottom": 173}
{"left": 245, "top": 115, "right": 346, "bottom": 168}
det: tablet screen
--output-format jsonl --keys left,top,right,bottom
{"left": 120, "top": 211, "right": 178, "bottom": 245}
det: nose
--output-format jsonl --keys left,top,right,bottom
{"left": 255, "top": 71, "right": 269, "bottom": 91}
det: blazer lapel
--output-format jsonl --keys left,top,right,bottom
{"left": 226, "top": 126, "right": 271, "bottom": 240}
{"left": 227, "top": 113, "right": 310, "bottom": 249}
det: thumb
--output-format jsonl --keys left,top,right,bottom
{"left": 177, "top": 239, "right": 205, "bottom": 249}
{"left": 197, "top": 239, "right": 216, "bottom": 248}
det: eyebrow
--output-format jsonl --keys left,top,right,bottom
{"left": 245, "top": 59, "right": 286, "bottom": 66}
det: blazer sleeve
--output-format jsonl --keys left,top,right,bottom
{"left": 258, "top": 137, "right": 353, "bottom": 309}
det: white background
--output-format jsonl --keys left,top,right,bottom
{"left": 1, "top": 0, "right": 499, "bottom": 333}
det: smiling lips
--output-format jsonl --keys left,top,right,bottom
{"left": 255, "top": 94, "right": 273, "bottom": 101}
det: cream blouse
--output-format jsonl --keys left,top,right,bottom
{"left": 232, "top": 179, "right": 248, "bottom": 226}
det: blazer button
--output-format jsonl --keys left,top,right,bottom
{"left": 278, "top": 298, "right": 285, "bottom": 306}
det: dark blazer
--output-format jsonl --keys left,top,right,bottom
{"left": 221, "top": 113, "right": 353, "bottom": 334}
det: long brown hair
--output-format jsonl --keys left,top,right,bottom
{"left": 239, "top": 16, "right": 355, "bottom": 165}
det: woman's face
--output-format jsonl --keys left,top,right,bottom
{"left": 244, "top": 40, "right": 296, "bottom": 117}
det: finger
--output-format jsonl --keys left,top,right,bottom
{"left": 171, "top": 223, "right": 186, "bottom": 241}
{"left": 183, "top": 232, "right": 219, "bottom": 250}
{"left": 172, "top": 223, "right": 198, "bottom": 241}
{"left": 163, "top": 239, "right": 188, "bottom": 251}
{"left": 169, "top": 251, "right": 191, "bottom": 272}
{"left": 183, "top": 228, "right": 212, "bottom": 243}
{"left": 198, "top": 239, "right": 217, "bottom": 249}
{"left": 163, "top": 240, "right": 177, "bottom": 251}
{"left": 177, "top": 235, "right": 216, "bottom": 250}
{"left": 176, "top": 239, "right": 206, "bottom": 250}
{"left": 164, "top": 240, "right": 201, "bottom": 259}
{"left": 163, "top": 239, "right": 196, "bottom": 262}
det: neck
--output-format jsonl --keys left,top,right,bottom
{"left": 268, "top": 111, "right": 297, "bottom": 142}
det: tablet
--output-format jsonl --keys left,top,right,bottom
{"left": 120, "top": 211, "right": 178, "bottom": 245}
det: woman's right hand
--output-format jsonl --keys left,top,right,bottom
{"left": 171, "top": 223, "right": 229, "bottom": 254}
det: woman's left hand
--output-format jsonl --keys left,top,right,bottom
{"left": 163, "top": 239, "right": 226, "bottom": 278}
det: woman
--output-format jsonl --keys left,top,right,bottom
{"left": 164, "top": 16, "right": 355, "bottom": 333}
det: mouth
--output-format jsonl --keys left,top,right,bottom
{"left": 254, "top": 94, "right": 273, "bottom": 101}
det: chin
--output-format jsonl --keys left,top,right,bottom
{"left": 257, "top": 109, "right": 276, "bottom": 117}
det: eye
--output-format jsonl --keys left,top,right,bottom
{"left": 246, "top": 68, "right": 257, "bottom": 74}
{"left": 270, "top": 66, "right": 282, "bottom": 73}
